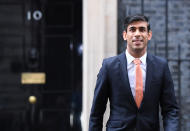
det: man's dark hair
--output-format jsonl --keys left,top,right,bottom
{"left": 124, "top": 14, "right": 151, "bottom": 32}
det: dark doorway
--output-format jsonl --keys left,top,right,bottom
{"left": 0, "top": 0, "right": 82, "bottom": 131}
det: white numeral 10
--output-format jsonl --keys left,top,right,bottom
{"left": 27, "top": 10, "right": 43, "bottom": 21}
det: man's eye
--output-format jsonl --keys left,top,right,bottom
{"left": 139, "top": 28, "right": 146, "bottom": 32}
{"left": 130, "top": 28, "right": 136, "bottom": 32}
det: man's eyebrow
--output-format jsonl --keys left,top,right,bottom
{"left": 139, "top": 26, "right": 146, "bottom": 28}
{"left": 129, "top": 26, "right": 136, "bottom": 29}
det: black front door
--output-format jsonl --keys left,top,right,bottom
{"left": 0, "top": 0, "right": 82, "bottom": 131}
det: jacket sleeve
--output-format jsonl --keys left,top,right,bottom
{"left": 160, "top": 62, "right": 179, "bottom": 131}
{"left": 89, "top": 59, "right": 109, "bottom": 131}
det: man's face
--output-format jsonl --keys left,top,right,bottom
{"left": 123, "top": 21, "right": 152, "bottom": 56}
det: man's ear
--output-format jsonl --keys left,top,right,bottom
{"left": 123, "top": 31, "right": 127, "bottom": 40}
{"left": 148, "top": 30, "right": 152, "bottom": 40}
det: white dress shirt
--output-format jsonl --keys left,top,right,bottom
{"left": 125, "top": 50, "right": 147, "bottom": 97}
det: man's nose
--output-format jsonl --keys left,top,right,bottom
{"left": 134, "top": 30, "right": 140, "bottom": 36}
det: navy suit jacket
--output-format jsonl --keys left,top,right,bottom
{"left": 89, "top": 52, "right": 179, "bottom": 131}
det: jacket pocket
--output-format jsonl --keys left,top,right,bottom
{"left": 106, "top": 121, "right": 124, "bottom": 128}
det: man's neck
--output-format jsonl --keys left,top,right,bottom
{"left": 127, "top": 49, "right": 146, "bottom": 58}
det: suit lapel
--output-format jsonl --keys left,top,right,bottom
{"left": 140, "top": 53, "right": 153, "bottom": 108}
{"left": 118, "top": 52, "right": 137, "bottom": 108}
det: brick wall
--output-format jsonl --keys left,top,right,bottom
{"left": 118, "top": 0, "right": 190, "bottom": 130}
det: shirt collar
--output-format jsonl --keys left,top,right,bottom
{"left": 125, "top": 50, "right": 147, "bottom": 65}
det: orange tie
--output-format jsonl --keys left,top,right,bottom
{"left": 133, "top": 59, "right": 143, "bottom": 108}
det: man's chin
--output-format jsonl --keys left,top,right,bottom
{"left": 133, "top": 47, "right": 145, "bottom": 52}
{"left": 134, "top": 46, "right": 143, "bottom": 50}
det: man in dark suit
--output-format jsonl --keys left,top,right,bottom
{"left": 89, "top": 14, "right": 179, "bottom": 131}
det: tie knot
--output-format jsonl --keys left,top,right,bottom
{"left": 133, "top": 59, "right": 141, "bottom": 65}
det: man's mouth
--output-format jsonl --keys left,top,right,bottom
{"left": 132, "top": 39, "right": 143, "bottom": 42}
